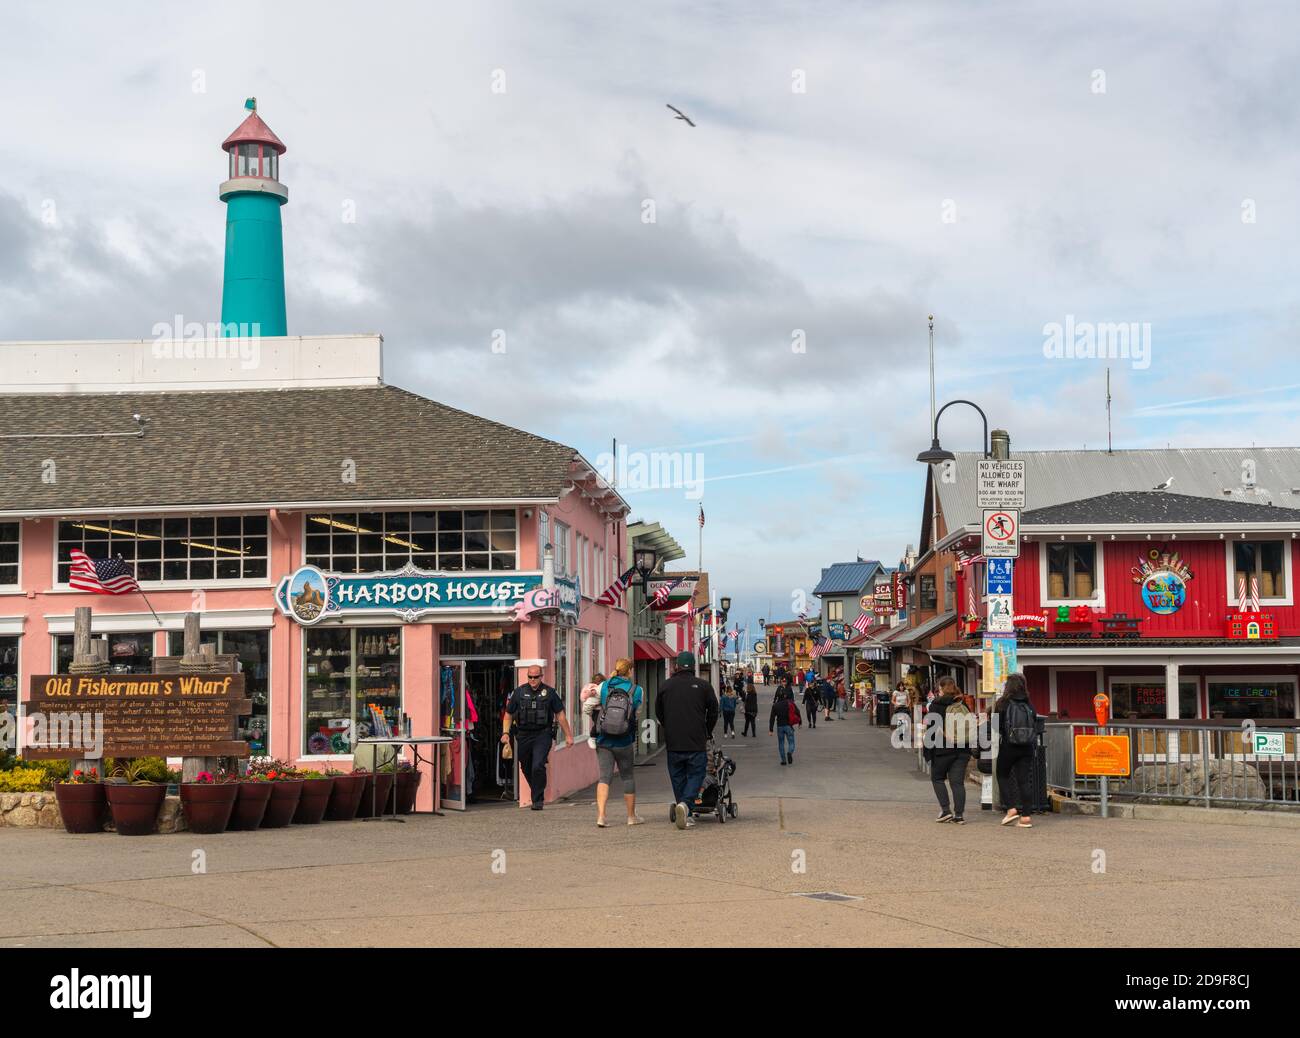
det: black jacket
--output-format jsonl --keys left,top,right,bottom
{"left": 770, "top": 691, "right": 802, "bottom": 731}
{"left": 656, "top": 670, "right": 720, "bottom": 752}
{"left": 742, "top": 690, "right": 758, "bottom": 715}
{"left": 924, "top": 694, "right": 973, "bottom": 760}
{"left": 802, "top": 686, "right": 820, "bottom": 707}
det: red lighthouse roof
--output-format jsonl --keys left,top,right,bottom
{"left": 222, "top": 111, "right": 286, "bottom": 155}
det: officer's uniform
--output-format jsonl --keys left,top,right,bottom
{"left": 506, "top": 681, "right": 564, "bottom": 807}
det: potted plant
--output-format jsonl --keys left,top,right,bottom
{"left": 54, "top": 764, "right": 106, "bottom": 834}
{"left": 394, "top": 760, "right": 422, "bottom": 814}
{"left": 226, "top": 770, "right": 274, "bottom": 831}
{"left": 355, "top": 764, "right": 396, "bottom": 819}
{"left": 251, "top": 760, "right": 304, "bottom": 829}
{"left": 292, "top": 769, "right": 333, "bottom": 824}
{"left": 105, "top": 759, "right": 166, "bottom": 836}
{"left": 324, "top": 765, "right": 366, "bottom": 821}
{"left": 179, "top": 770, "right": 239, "bottom": 834}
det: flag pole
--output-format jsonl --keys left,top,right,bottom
{"left": 118, "top": 554, "right": 163, "bottom": 626}
{"left": 696, "top": 502, "right": 703, "bottom": 677}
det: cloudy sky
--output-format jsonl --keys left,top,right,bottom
{"left": 2, "top": 1, "right": 1299, "bottom": 638}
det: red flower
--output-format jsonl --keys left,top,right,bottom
{"left": 73, "top": 770, "right": 83, "bottom": 778}
{"left": 267, "top": 770, "right": 278, "bottom": 780}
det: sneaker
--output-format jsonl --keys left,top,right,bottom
{"left": 780, "top": 759, "right": 787, "bottom": 766}
{"left": 935, "top": 812, "right": 954, "bottom": 823}
{"left": 673, "top": 802, "right": 688, "bottom": 830}
{"left": 788, "top": 753, "right": 793, "bottom": 764}
{"left": 586, "top": 736, "right": 597, "bottom": 749}
{"left": 530, "top": 803, "right": 543, "bottom": 811}
{"left": 596, "top": 817, "right": 608, "bottom": 828}
{"left": 953, "top": 817, "right": 966, "bottom": 825}
{"left": 627, "top": 814, "right": 644, "bottom": 826}
{"left": 684, "top": 817, "right": 696, "bottom": 829}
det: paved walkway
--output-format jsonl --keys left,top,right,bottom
{"left": 1, "top": 683, "right": 1297, "bottom": 947}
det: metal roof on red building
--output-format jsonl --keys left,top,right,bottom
{"left": 222, "top": 111, "right": 286, "bottom": 154}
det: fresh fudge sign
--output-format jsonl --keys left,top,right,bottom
{"left": 277, "top": 563, "right": 545, "bottom": 624}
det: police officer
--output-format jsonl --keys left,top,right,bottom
{"left": 502, "top": 665, "right": 573, "bottom": 811}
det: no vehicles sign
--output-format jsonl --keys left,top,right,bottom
{"left": 977, "top": 460, "right": 1025, "bottom": 509}
{"left": 982, "top": 509, "right": 1019, "bottom": 558}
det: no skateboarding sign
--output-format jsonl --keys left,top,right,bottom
{"left": 982, "top": 508, "right": 1019, "bottom": 558}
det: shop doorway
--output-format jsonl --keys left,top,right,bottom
{"left": 454, "top": 658, "right": 517, "bottom": 805}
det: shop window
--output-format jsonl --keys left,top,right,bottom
{"left": 1232, "top": 540, "right": 1287, "bottom": 600}
{"left": 303, "top": 627, "right": 401, "bottom": 755}
{"left": 592, "top": 633, "right": 604, "bottom": 683}
{"left": 305, "top": 509, "right": 517, "bottom": 574}
{"left": 167, "top": 629, "right": 271, "bottom": 754}
{"left": 1207, "top": 679, "right": 1296, "bottom": 720}
{"left": 827, "top": 601, "right": 843, "bottom": 622}
{"left": 1047, "top": 543, "right": 1096, "bottom": 601}
{"left": 943, "top": 565, "right": 954, "bottom": 612}
{"left": 56, "top": 633, "right": 154, "bottom": 674}
{"left": 553, "top": 627, "right": 569, "bottom": 743}
{"left": 552, "top": 521, "right": 570, "bottom": 576}
{"left": 919, "top": 574, "right": 937, "bottom": 611}
{"left": 574, "top": 630, "right": 589, "bottom": 736}
{"left": 439, "top": 629, "right": 520, "bottom": 657}
{"left": 0, "top": 522, "right": 17, "bottom": 585}
{"left": 0, "top": 636, "right": 17, "bottom": 722}
{"left": 57, "top": 515, "right": 268, "bottom": 584}
{"left": 1108, "top": 679, "right": 1200, "bottom": 720}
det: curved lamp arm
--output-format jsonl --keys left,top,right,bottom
{"left": 933, "top": 399, "right": 990, "bottom": 458}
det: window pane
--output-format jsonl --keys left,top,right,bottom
{"left": 163, "top": 560, "right": 187, "bottom": 581}
{"left": 164, "top": 538, "right": 187, "bottom": 559}
{"left": 136, "top": 561, "right": 161, "bottom": 582}
{"left": 216, "top": 516, "right": 241, "bottom": 537}
{"left": 164, "top": 518, "right": 188, "bottom": 539}
{"left": 464, "top": 531, "right": 489, "bottom": 552}
{"left": 438, "top": 511, "right": 463, "bottom": 531}
{"left": 491, "top": 510, "right": 516, "bottom": 529}
{"left": 358, "top": 534, "right": 383, "bottom": 555}
{"left": 438, "top": 532, "right": 462, "bottom": 553}
{"left": 333, "top": 534, "right": 357, "bottom": 555}
{"left": 242, "top": 536, "right": 267, "bottom": 558}
{"left": 243, "top": 515, "right": 267, "bottom": 536}
{"left": 1261, "top": 542, "right": 1284, "bottom": 597}
{"left": 243, "top": 558, "right": 267, "bottom": 579}
{"left": 217, "top": 559, "right": 240, "bottom": 580}
{"left": 190, "top": 517, "right": 214, "bottom": 537}
{"left": 412, "top": 511, "right": 438, "bottom": 532}
{"left": 441, "top": 555, "right": 464, "bottom": 571}
{"left": 1071, "top": 544, "right": 1095, "bottom": 598}
{"left": 465, "top": 553, "right": 489, "bottom": 570}
{"left": 306, "top": 534, "right": 331, "bottom": 556}
{"left": 358, "top": 555, "right": 383, "bottom": 572}
{"left": 490, "top": 530, "right": 515, "bottom": 554}
{"left": 384, "top": 512, "right": 410, "bottom": 534}
{"left": 136, "top": 537, "right": 161, "bottom": 560}
{"left": 491, "top": 553, "right": 514, "bottom": 570}
{"left": 190, "top": 559, "right": 214, "bottom": 581}
{"left": 464, "top": 511, "right": 488, "bottom": 531}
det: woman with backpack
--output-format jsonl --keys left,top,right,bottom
{"left": 770, "top": 680, "right": 802, "bottom": 765}
{"left": 594, "top": 657, "right": 644, "bottom": 827}
{"left": 925, "top": 677, "right": 973, "bottom": 823}
{"left": 995, "top": 672, "right": 1037, "bottom": 828}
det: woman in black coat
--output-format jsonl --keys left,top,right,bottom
{"left": 801, "top": 682, "right": 819, "bottom": 728}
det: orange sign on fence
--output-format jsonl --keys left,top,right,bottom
{"left": 1074, "top": 734, "right": 1131, "bottom": 777}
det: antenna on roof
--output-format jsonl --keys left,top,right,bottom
{"left": 1106, "top": 367, "right": 1113, "bottom": 455}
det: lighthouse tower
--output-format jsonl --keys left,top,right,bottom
{"left": 219, "top": 100, "right": 288, "bottom": 336}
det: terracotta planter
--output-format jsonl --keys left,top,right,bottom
{"left": 260, "top": 780, "right": 304, "bottom": 828}
{"left": 394, "top": 769, "right": 422, "bottom": 814}
{"left": 292, "top": 778, "right": 333, "bottom": 824}
{"left": 226, "top": 781, "right": 274, "bottom": 831}
{"left": 54, "top": 783, "right": 107, "bottom": 834}
{"left": 355, "top": 772, "right": 396, "bottom": 818}
{"left": 105, "top": 783, "right": 166, "bottom": 836}
{"left": 325, "top": 773, "right": 366, "bottom": 821}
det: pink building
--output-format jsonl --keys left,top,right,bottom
{"left": 0, "top": 332, "right": 630, "bottom": 809}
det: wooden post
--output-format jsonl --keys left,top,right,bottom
{"left": 68, "top": 607, "right": 106, "bottom": 777}
{"left": 180, "top": 613, "right": 219, "bottom": 783}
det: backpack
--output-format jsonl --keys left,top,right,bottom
{"left": 786, "top": 699, "right": 801, "bottom": 727}
{"left": 1004, "top": 697, "right": 1036, "bottom": 746}
{"left": 944, "top": 698, "right": 972, "bottom": 747}
{"left": 598, "top": 679, "right": 636, "bottom": 737}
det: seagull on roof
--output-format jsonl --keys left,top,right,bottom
{"left": 1152, "top": 477, "right": 1174, "bottom": 490}
{"left": 666, "top": 104, "right": 696, "bottom": 127}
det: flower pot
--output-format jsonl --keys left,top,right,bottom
{"left": 226, "top": 781, "right": 274, "bottom": 831}
{"left": 355, "top": 772, "right": 395, "bottom": 818}
{"left": 292, "top": 778, "right": 333, "bottom": 824}
{"left": 394, "top": 769, "right": 422, "bottom": 814}
{"left": 105, "top": 784, "right": 166, "bottom": 836}
{"left": 260, "top": 780, "right": 304, "bottom": 828}
{"left": 325, "top": 773, "right": 366, "bottom": 821}
{"left": 180, "top": 782, "right": 239, "bottom": 834}
{"left": 54, "top": 783, "right": 107, "bottom": 834}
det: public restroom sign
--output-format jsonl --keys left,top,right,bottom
{"left": 277, "top": 563, "right": 545, "bottom": 625}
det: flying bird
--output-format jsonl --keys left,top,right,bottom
{"left": 666, "top": 104, "right": 696, "bottom": 127}
{"left": 1152, "top": 477, "right": 1174, "bottom": 490}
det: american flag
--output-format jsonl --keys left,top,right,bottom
{"left": 810, "top": 636, "right": 834, "bottom": 659}
{"left": 698, "top": 505, "right": 705, "bottom": 528}
{"left": 597, "top": 566, "right": 637, "bottom": 606}
{"left": 68, "top": 549, "right": 141, "bottom": 595}
{"left": 851, "top": 612, "right": 872, "bottom": 635}
{"left": 650, "top": 576, "right": 684, "bottom": 608}
{"left": 956, "top": 551, "right": 985, "bottom": 569}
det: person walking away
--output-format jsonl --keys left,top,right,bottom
{"left": 741, "top": 680, "right": 759, "bottom": 737}
{"left": 996, "top": 672, "right": 1037, "bottom": 828}
{"left": 719, "top": 684, "right": 738, "bottom": 739}
{"left": 817, "top": 676, "right": 836, "bottom": 722}
{"left": 594, "top": 658, "right": 644, "bottom": 828}
{"left": 502, "top": 666, "right": 573, "bottom": 811}
{"left": 656, "top": 652, "right": 719, "bottom": 829}
{"left": 770, "top": 682, "right": 802, "bottom": 764}
{"left": 762, "top": 663, "right": 771, "bottom": 686}
{"left": 925, "top": 677, "right": 974, "bottom": 823}
{"left": 801, "top": 680, "right": 819, "bottom": 728}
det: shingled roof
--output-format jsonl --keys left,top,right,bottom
{"left": 0, "top": 384, "right": 593, "bottom": 513}
{"left": 1022, "top": 491, "right": 1300, "bottom": 526}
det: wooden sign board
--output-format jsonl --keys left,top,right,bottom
{"left": 24, "top": 673, "right": 250, "bottom": 760}
{"left": 1074, "top": 734, "right": 1131, "bottom": 777}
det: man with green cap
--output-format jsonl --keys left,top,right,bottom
{"left": 655, "top": 651, "right": 720, "bottom": 829}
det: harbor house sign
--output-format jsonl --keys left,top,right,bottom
{"left": 277, "top": 563, "right": 552, "bottom": 625}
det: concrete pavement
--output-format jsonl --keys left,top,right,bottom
{"left": 1, "top": 682, "right": 1297, "bottom": 947}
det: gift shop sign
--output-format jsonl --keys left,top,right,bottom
{"left": 277, "top": 563, "right": 546, "bottom": 624}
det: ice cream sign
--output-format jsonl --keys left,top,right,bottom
{"left": 1131, "top": 547, "right": 1193, "bottom": 615}
{"left": 277, "top": 563, "right": 544, "bottom": 624}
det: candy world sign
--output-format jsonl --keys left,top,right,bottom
{"left": 1131, "top": 547, "right": 1193, "bottom": 615}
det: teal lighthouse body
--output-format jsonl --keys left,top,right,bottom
{"left": 220, "top": 100, "right": 288, "bottom": 336}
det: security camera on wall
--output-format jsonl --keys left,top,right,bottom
{"left": 522, "top": 508, "right": 533, "bottom": 520}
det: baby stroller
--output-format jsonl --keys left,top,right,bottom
{"left": 670, "top": 741, "right": 739, "bottom": 823}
